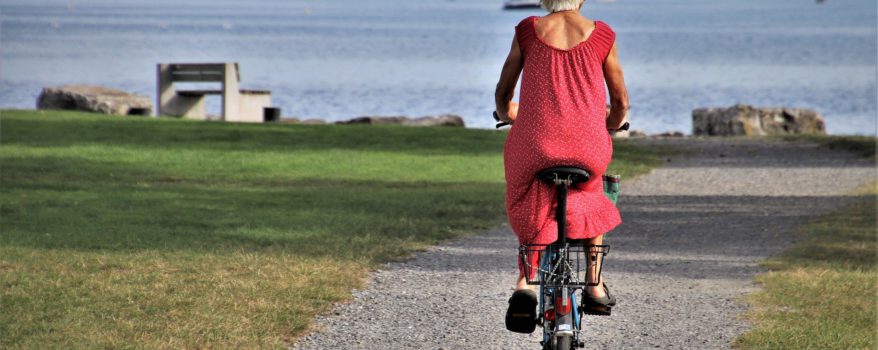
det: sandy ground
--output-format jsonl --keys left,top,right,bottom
{"left": 293, "top": 138, "right": 875, "bottom": 349}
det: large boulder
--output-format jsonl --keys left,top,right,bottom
{"left": 693, "top": 104, "right": 825, "bottom": 136}
{"left": 37, "top": 85, "right": 152, "bottom": 116}
{"left": 337, "top": 114, "right": 465, "bottom": 127}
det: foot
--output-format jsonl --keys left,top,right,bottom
{"left": 581, "top": 282, "right": 616, "bottom": 316}
{"left": 586, "top": 282, "right": 607, "bottom": 298}
{"left": 515, "top": 275, "right": 534, "bottom": 292}
{"left": 506, "top": 289, "right": 538, "bottom": 333}
{"left": 584, "top": 282, "right": 616, "bottom": 306}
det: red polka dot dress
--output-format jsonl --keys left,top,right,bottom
{"left": 504, "top": 16, "right": 620, "bottom": 247}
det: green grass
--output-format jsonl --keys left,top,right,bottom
{"left": 779, "top": 135, "right": 877, "bottom": 159}
{"left": 735, "top": 182, "right": 878, "bottom": 350}
{"left": 0, "top": 109, "right": 664, "bottom": 349}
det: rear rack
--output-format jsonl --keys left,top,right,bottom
{"left": 519, "top": 244, "right": 609, "bottom": 287}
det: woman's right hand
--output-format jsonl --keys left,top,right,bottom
{"left": 494, "top": 101, "right": 518, "bottom": 127}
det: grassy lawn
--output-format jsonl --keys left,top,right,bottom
{"left": 736, "top": 181, "right": 877, "bottom": 350}
{"left": 0, "top": 109, "right": 663, "bottom": 349}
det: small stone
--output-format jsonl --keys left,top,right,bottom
{"left": 628, "top": 130, "right": 647, "bottom": 138}
{"left": 335, "top": 114, "right": 465, "bottom": 127}
{"left": 300, "top": 119, "right": 326, "bottom": 125}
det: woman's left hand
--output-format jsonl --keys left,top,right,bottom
{"left": 505, "top": 101, "right": 519, "bottom": 122}
{"left": 495, "top": 101, "right": 519, "bottom": 124}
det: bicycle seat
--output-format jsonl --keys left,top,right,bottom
{"left": 537, "top": 166, "right": 591, "bottom": 185}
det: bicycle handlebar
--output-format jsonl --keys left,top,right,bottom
{"left": 492, "top": 111, "right": 630, "bottom": 131}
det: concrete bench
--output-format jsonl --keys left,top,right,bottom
{"left": 156, "top": 63, "right": 272, "bottom": 123}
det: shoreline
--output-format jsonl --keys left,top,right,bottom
{"left": 5, "top": 108, "right": 876, "bottom": 138}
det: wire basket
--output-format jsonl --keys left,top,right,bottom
{"left": 519, "top": 244, "right": 609, "bottom": 287}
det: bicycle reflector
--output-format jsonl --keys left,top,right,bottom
{"left": 544, "top": 309, "right": 555, "bottom": 321}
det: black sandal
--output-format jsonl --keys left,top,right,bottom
{"left": 505, "top": 289, "right": 538, "bottom": 333}
{"left": 580, "top": 284, "right": 616, "bottom": 316}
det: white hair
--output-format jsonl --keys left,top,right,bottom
{"left": 540, "top": 0, "right": 584, "bottom": 12}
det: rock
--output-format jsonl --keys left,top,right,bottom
{"left": 37, "top": 85, "right": 152, "bottom": 116}
{"left": 629, "top": 130, "right": 648, "bottom": 138}
{"left": 338, "top": 116, "right": 409, "bottom": 125}
{"left": 300, "top": 119, "right": 326, "bottom": 125}
{"left": 336, "top": 114, "right": 465, "bottom": 127}
{"left": 692, "top": 104, "right": 825, "bottom": 136}
{"left": 759, "top": 108, "right": 826, "bottom": 135}
{"left": 405, "top": 115, "right": 465, "bottom": 127}
{"left": 655, "top": 131, "right": 686, "bottom": 138}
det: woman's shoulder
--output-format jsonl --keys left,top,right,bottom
{"left": 516, "top": 16, "right": 539, "bottom": 29}
{"left": 591, "top": 20, "right": 616, "bottom": 44}
{"left": 515, "top": 16, "right": 539, "bottom": 44}
{"left": 593, "top": 20, "right": 616, "bottom": 37}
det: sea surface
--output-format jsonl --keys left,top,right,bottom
{"left": 1, "top": 0, "right": 876, "bottom": 134}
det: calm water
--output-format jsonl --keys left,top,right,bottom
{"left": 1, "top": 0, "right": 876, "bottom": 134}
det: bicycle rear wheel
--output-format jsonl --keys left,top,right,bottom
{"left": 556, "top": 335, "right": 572, "bottom": 350}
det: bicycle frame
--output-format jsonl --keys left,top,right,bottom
{"left": 515, "top": 168, "right": 617, "bottom": 349}
{"left": 524, "top": 242, "right": 610, "bottom": 349}
{"left": 537, "top": 245, "right": 581, "bottom": 349}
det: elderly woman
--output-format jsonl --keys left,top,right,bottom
{"left": 495, "top": 0, "right": 628, "bottom": 333}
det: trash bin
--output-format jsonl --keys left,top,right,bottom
{"left": 263, "top": 107, "right": 281, "bottom": 122}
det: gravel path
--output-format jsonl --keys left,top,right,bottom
{"left": 293, "top": 138, "right": 874, "bottom": 350}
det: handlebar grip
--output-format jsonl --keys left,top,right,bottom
{"left": 493, "top": 111, "right": 510, "bottom": 128}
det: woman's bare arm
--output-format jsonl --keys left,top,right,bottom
{"left": 603, "top": 43, "right": 629, "bottom": 130}
{"left": 495, "top": 34, "right": 523, "bottom": 123}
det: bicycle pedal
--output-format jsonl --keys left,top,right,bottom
{"left": 579, "top": 306, "right": 612, "bottom": 316}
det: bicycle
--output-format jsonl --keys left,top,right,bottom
{"left": 518, "top": 167, "right": 610, "bottom": 349}
{"left": 495, "top": 113, "right": 623, "bottom": 349}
